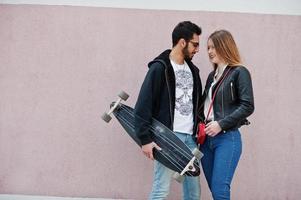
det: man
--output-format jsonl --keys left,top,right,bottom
{"left": 134, "top": 21, "right": 202, "bottom": 200}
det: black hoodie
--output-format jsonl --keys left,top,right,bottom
{"left": 134, "top": 49, "right": 202, "bottom": 145}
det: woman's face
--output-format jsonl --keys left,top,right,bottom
{"left": 207, "top": 39, "right": 224, "bottom": 65}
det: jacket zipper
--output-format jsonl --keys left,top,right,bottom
{"left": 222, "top": 82, "right": 224, "bottom": 118}
{"left": 194, "top": 78, "right": 199, "bottom": 135}
{"left": 165, "top": 69, "right": 174, "bottom": 129}
{"left": 230, "top": 82, "right": 234, "bottom": 101}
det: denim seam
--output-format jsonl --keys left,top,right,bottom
{"left": 222, "top": 132, "right": 235, "bottom": 197}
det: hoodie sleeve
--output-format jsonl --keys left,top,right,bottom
{"left": 134, "top": 62, "right": 165, "bottom": 145}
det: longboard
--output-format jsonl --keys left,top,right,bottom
{"left": 102, "top": 91, "right": 202, "bottom": 182}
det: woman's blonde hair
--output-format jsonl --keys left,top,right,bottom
{"left": 208, "top": 30, "right": 242, "bottom": 69}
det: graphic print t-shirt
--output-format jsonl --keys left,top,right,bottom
{"left": 170, "top": 60, "right": 194, "bottom": 135}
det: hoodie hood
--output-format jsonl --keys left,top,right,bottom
{"left": 147, "top": 49, "right": 171, "bottom": 68}
{"left": 147, "top": 49, "right": 195, "bottom": 69}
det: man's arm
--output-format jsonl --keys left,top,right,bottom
{"left": 134, "top": 62, "right": 164, "bottom": 159}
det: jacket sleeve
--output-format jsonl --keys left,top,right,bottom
{"left": 134, "top": 63, "right": 165, "bottom": 145}
{"left": 218, "top": 67, "right": 255, "bottom": 130}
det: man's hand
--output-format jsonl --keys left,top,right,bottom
{"left": 205, "top": 121, "right": 222, "bottom": 137}
{"left": 141, "top": 142, "right": 162, "bottom": 160}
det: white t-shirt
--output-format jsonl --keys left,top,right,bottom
{"left": 204, "top": 64, "right": 228, "bottom": 121}
{"left": 170, "top": 59, "right": 194, "bottom": 135}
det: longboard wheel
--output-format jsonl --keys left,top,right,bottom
{"left": 118, "top": 91, "right": 129, "bottom": 101}
{"left": 101, "top": 112, "right": 112, "bottom": 123}
{"left": 173, "top": 172, "right": 184, "bottom": 183}
{"left": 192, "top": 148, "right": 203, "bottom": 160}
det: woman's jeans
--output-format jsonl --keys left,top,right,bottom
{"left": 200, "top": 129, "right": 242, "bottom": 200}
{"left": 149, "top": 132, "right": 200, "bottom": 200}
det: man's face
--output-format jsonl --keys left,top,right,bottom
{"left": 183, "top": 33, "right": 200, "bottom": 60}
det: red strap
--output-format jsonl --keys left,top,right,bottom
{"left": 205, "top": 68, "right": 232, "bottom": 122}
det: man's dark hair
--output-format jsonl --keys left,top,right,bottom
{"left": 172, "top": 21, "right": 202, "bottom": 47}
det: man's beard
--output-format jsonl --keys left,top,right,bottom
{"left": 182, "top": 45, "right": 192, "bottom": 61}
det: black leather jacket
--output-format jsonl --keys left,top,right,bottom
{"left": 201, "top": 65, "right": 254, "bottom": 131}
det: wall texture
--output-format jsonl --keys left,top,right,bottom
{"left": 0, "top": 4, "right": 300, "bottom": 200}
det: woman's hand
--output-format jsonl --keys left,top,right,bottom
{"left": 205, "top": 121, "right": 222, "bottom": 137}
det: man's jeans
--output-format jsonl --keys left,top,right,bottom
{"left": 200, "top": 129, "right": 242, "bottom": 200}
{"left": 149, "top": 132, "right": 200, "bottom": 200}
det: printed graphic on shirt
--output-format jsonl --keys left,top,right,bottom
{"left": 175, "top": 69, "right": 193, "bottom": 116}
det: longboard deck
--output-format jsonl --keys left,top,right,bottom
{"left": 113, "top": 103, "right": 200, "bottom": 176}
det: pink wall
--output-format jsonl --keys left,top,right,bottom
{"left": 0, "top": 4, "right": 300, "bottom": 200}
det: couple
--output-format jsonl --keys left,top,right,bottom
{"left": 134, "top": 21, "right": 254, "bottom": 200}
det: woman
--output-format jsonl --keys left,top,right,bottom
{"left": 200, "top": 30, "right": 254, "bottom": 200}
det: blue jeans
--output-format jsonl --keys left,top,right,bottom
{"left": 200, "top": 129, "right": 242, "bottom": 200}
{"left": 149, "top": 132, "right": 201, "bottom": 200}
